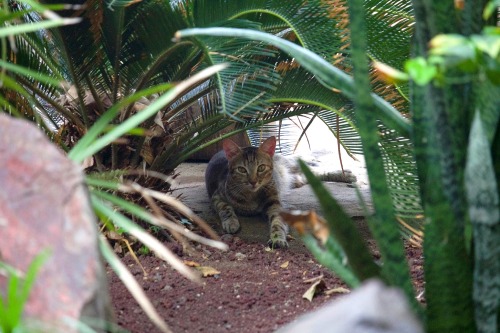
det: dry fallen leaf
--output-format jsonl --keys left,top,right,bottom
{"left": 106, "top": 230, "right": 124, "bottom": 240}
{"left": 113, "top": 242, "right": 123, "bottom": 254}
{"left": 153, "top": 111, "right": 166, "bottom": 131}
{"left": 82, "top": 156, "right": 94, "bottom": 169}
{"left": 325, "top": 287, "right": 350, "bottom": 295}
{"left": 280, "top": 261, "right": 289, "bottom": 269}
{"left": 183, "top": 260, "right": 200, "bottom": 267}
{"left": 302, "top": 279, "right": 327, "bottom": 302}
{"left": 195, "top": 266, "right": 220, "bottom": 277}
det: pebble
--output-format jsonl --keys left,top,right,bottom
{"left": 235, "top": 252, "right": 247, "bottom": 260}
{"left": 220, "top": 234, "right": 234, "bottom": 243}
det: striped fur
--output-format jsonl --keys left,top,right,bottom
{"left": 205, "top": 136, "right": 288, "bottom": 248}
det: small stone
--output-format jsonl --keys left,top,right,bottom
{"left": 152, "top": 273, "right": 162, "bottom": 282}
{"left": 162, "top": 285, "right": 173, "bottom": 291}
{"left": 233, "top": 237, "right": 243, "bottom": 245}
{"left": 220, "top": 234, "right": 234, "bottom": 243}
{"left": 234, "top": 252, "right": 247, "bottom": 260}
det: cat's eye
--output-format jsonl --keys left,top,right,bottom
{"left": 257, "top": 165, "right": 266, "bottom": 172}
{"left": 237, "top": 167, "right": 247, "bottom": 173}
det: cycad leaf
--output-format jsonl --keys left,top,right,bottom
{"left": 365, "top": 0, "right": 414, "bottom": 70}
{"left": 122, "top": 2, "right": 190, "bottom": 88}
{"left": 189, "top": 19, "right": 281, "bottom": 118}
{"left": 176, "top": 27, "right": 411, "bottom": 136}
{"left": 186, "top": 0, "right": 352, "bottom": 122}
{"left": 0, "top": 16, "right": 80, "bottom": 38}
{"left": 269, "top": 67, "right": 362, "bottom": 155}
{"left": 69, "top": 64, "right": 226, "bottom": 163}
{"left": 378, "top": 126, "right": 423, "bottom": 224}
{"left": 0, "top": 60, "right": 62, "bottom": 87}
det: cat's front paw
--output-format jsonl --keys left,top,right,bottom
{"left": 222, "top": 217, "right": 240, "bottom": 234}
{"left": 267, "top": 236, "right": 288, "bottom": 249}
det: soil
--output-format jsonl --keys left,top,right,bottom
{"left": 107, "top": 233, "right": 424, "bottom": 333}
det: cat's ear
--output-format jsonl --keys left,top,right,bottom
{"left": 259, "top": 136, "right": 276, "bottom": 157}
{"left": 223, "top": 139, "right": 242, "bottom": 160}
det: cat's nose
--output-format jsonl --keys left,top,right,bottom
{"left": 249, "top": 180, "right": 257, "bottom": 187}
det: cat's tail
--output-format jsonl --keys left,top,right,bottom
{"left": 273, "top": 155, "right": 357, "bottom": 193}
{"left": 314, "top": 170, "right": 357, "bottom": 184}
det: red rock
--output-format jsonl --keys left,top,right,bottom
{"left": 0, "top": 115, "right": 113, "bottom": 332}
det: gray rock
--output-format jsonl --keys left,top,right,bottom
{"left": 0, "top": 115, "right": 114, "bottom": 332}
{"left": 276, "top": 279, "right": 423, "bottom": 333}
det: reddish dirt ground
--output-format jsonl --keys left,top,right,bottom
{"left": 107, "top": 233, "right": 424, "bottom": 333}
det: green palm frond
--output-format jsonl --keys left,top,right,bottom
{"left": 191, "top": 20, "right": 280, "bottom": 118}
{"left": 268, "top": 67, "right": 362, "bottom": 155}
{"left": 363, "top": 0, "right": 422, "bottom": 230}
{"left": 0, "top": 2, "right": 76, "bottom": 124}
{"left": 179, "top": 0, "right": 424, "bottom": 238}
{"left": 264, "top": 0, "right": 342, "bottom": 58}
{"left": 183, "top": 0, "right": 349, "bottom": 121}
{"left": 5, "top": 0, "right": 424, "bottom": 237}
{"left": 365, "top": 0, "right": 414, "bottom": 69}
{"left": 121, "top": 2, "right": 190, "bottom": 86}
{"left": 378, "top": 126, "right": 423, "bottom": 232}
{"left": 306, "top": 0, "right": 422, "bottom": 230}
{"left": 221, "top": 0, "right": 341, "bottom": 58}
{"left": 317, "top": 109, "right": 362, "bottom": 155}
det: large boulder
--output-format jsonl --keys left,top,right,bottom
{"left": 0, "top": 115, "right": 114, "bottom": 332}
{"left": 276, "top": 279, "right": 423, "bottom": 333}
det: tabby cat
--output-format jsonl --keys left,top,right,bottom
{"left": 205, "top": 136, "right": 288, "bottom": 248}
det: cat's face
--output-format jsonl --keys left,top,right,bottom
{"left": 223, "top": 137, "right": 276, "bottom": 192}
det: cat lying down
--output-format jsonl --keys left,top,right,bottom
{"left": 205, "top": 136, "right": 356, "bottom": 249}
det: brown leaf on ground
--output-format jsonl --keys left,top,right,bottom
{"left": 302, "top": 279, "right": 327, "bottom": 302}
{"left": 280, "top": 261, "right": 290, "bottom": 269}
{"left": 325, "top": 286, "right": 350, "bottom": 295}
{"left": 195, "top": 266, "right": 220, "bottom": 277}
{"left": 105, "top": 230, "right": 124, "bottom": 240}
{"left": 183, "top": 260, "right": 200, "bottom": 267}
